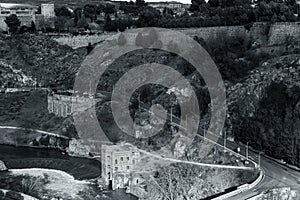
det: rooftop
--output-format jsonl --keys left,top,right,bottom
{"left": 0, "top": 3, "right": 37, "bottom": 9}
{"left": 148, "top": 1, "right": 183, "bottom": 4}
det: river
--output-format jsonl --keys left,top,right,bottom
{"left": 0, "top": 144, "right": 137, "bottom": 200}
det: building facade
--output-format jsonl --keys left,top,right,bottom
{"left": 101, "top": 143, "right": 140, "bottom": 190}
{"left": 41, "top": 4, "right": 55, "bottom": 18}
{"left": 148, "top": 1, "right": 189, "bottom": 16}
{"left": 0, "top": 3, "right": 54, "bottom": 31}
{"left": 47, "top": 94, "right": 95, "bottom": 117}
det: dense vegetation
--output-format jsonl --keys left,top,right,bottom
{"left": 234, "top": 82, "right": 300, "bottom": 166}
{"left": 3, "top": 0, "right": 299, "bottom": 34}
{"left": 145, "top": 163, "right": 258, "bottom": 200}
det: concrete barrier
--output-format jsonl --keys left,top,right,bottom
{"left": 212, "top": 168, "right": 264, "bottom": 200}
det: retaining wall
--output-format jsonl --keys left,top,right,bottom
{"left": 212, "top": 169, "right": 264, "bottom": 200}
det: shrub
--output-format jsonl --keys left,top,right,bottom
{"left": 5, "top": 191, "right": 24, "bottom": 200}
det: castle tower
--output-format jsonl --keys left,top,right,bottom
{"left": 41, "top": 3, "right": 55, "bottom": 18}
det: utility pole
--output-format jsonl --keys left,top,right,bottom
{"left": 34, "top": 78, "right": 37, "bottom": 90}
{"left": 138, "top": 93, "right": 141, "bottom": 111}
{"left": 151, "top": 100, "right": 154, "bottom": 114}
{"left": 246, "top": 142, "right": 249, "bottom": 160}
{"left": 185, "top": 115, "right": 187, "bottom": 129}
{"left": 89, "top": 80, "right": 92, "bottom": 95}
{"left": 258, "top": 152, "right": 262, "bottom": 167}
{"left": 170, "top": 107, "right": 173, "bottom": 124}
{"left": 223, "top": 131, "right": 227, "bottom": 151}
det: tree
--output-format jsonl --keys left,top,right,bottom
{"left": 190, "top": 0, "right": 206, "bottom": 12}
{"left": 135, "top": 32, "right": 143, "bottom": 46}
{"left": 55, "top": 16, "right": 67, "bottom": 32}
{"left": 209, "top": 0, "right": 220, "bottom": 7}
{"left": 39, "top": 17, "right": 54, "bottom": 32}
{"left": 65, "top": 18, "right": 75, "bottom": 31}
{"left": 136, "top": 0, "right": 146, "bottom": 7}
{"left": 118, "top": 33, "right": 127, "bottom": 46}
{"left": 76, "top": 15, "right": 89, "bottom": 29}
{"left": 84, "top": 4, "right": 97, "bottom": 22}
{"left": 74, "top": 7, "right": 83, "bottom": 25}
{"left": 137, "top": 6, "right": 161, "bottom": 27}
{"left": 55, "top": 6, "right": 73, "bottom": 18}
{"left": 105, "top": 3, "right": 115, "bottom": 14}
{"left": 4, "top": 14, "right": 21, "bottom": 34}
{"left": 96, "top": 4, "right": 106, "bottom": 14}
{"left": 30, "top": 21, "right": 36, "bottom": 33}
{"left": 104, "top": 14, "right": 112, "bottom": 31}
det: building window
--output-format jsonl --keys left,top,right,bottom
{"left": 133, "top": 159, "right": 135, "bottom": 164}
{"left": 121, "top": 157, "right": 123, "bottom": 161}
{"left": 115, "top": 159, "right": 117, "bottom": 164}
{"left": 115, "top": 167, "right": 118, "bottom": 171}
{"left": 126, "top": 166, "right": 130, "bottom": 170}
{"left": 127, "top": 157, "right": 129, "bottom": 161}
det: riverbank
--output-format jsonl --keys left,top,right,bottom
{"left": 0, "top": 144, "right": 138, "bottom": 200}
{"left": 0, "top": 144, "right": 100, "bottom": 180}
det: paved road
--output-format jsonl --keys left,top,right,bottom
{"left": 202, "top": 131, "right": 300, "bottom": 200}
{"left": 137, "top": 146, "right": 252, "bottom": 170}
{"left": 138, "top": 103, "right": 300, "bottom": 199}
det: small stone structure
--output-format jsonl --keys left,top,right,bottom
{"left": 47, "top": 94, "right": 95, "bottom": 117}
{"left": 101, "top": 143, "right": 140, "bottom": 190}
{"left": 0, "top": 160, "right": 7, "bottom": 171}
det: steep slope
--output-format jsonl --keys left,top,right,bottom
{"left": 227, "top": 54, "right": 300, "bottom": 166}
{"left": 0, "top": 33, "right": 86, "bottom": 89}
{"left": 0, "top": 60, "right": 36, "bottom": 88}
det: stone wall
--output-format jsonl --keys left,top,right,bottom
{"left": 178, "top": 25, "right": 247, "bottom": 42}
{"left": 53, "top": 34, "right": 113, "bottom": 49}
{"left": 177, "top": 22, "right": 271, "bottom": 45}
{"left": 268, "top": 22, "right": 300, "bottom": 45}
{"left": 53, "top": 22, "right": 300, "bottom": 49}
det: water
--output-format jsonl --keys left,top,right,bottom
{"left": 0, "top": 144, "right": 138, "bottom": 200}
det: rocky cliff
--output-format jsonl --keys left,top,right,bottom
{"left": 226, "top": 53, "right": 300, "bottom": 166}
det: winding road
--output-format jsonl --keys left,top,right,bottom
{"left": 138, "top": 103, "right": 300, "bottom": 199}
{"left": 201, "top": 130, "right": 300, "bottom": 200}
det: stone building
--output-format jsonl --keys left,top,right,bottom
{"left": 0, "top": 3, "right": 55, "bottom": 31}
{"left": 47, "top": 94, "right": 95, "bottom": 117}
{"left": 101, "top": 143, "right": 140, "bottom": 190}
{"left": 41, "top": 4, "right": 55, "bottom": 18}
{"left": 148, "top": 1, "right": 189, "bottom": 16}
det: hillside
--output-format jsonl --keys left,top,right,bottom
{"left": 0, "top": 25, "right": 299, "bottom": 167}
{"left": 0, "top": 33, "right": 86, "bottom": 89}
{"left": 0, "top": 60, "right": 36, "bottom": 88}
{"left": 0, "top": 0, "right": 111, "bottom": 7}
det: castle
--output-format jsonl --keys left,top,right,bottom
{"left": 0, "top": 3, "right": 55, "bottom": 31}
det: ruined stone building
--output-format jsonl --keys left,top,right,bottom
{"left": 101, "top": 143, "right": 140, "bottom": 190}
{"left": 0, "top": 3, "right": 55, "bottom": 31}
{"left": 47, "top": 94, "right": 95, "bottom": 117}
